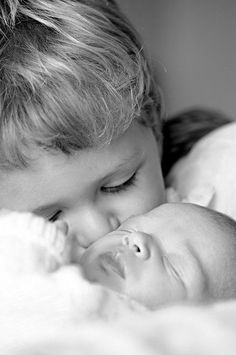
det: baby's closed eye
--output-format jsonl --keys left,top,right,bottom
{"left": 163, "top": 254, "right": 186, "bottom": 285}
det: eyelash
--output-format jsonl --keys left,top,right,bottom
{"left": 101, "top": 171, "right": 138, "bottom": 194}
{"left": 48, "top": 171, "right": 138, "bottom": 222}
{"left": 48, "top": 210, "right": 62, "bottom": 223}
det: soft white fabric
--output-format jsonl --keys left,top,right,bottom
{"left": 166, "top": 122, "right": 236, "bottom": 220}
{"left": 2, "top": 301, "right": 236, "bottom": 355}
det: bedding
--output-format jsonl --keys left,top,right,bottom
{"left": 166, "top": 122, "right": 236, "bottom": 220}
{"left": 0, "top": 210, "right": 235, "bottom": 355}
{"left": 4, "top": 302, "right": 236, "bottom": 355}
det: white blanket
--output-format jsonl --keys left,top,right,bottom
{"left": 2, "top": 299, "right": 236, "bottom": 355}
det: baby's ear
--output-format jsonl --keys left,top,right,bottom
{"left": 181, "top": 184, "right": 216, "bottom": 208}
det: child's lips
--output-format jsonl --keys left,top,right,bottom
{"left": 99, "top": 251, "right": 126, "bottom": 279}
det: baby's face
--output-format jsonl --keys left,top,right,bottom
{"left": 81, "top": 203, "right": 236, "bottom": 308}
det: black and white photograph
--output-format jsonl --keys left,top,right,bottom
{"left": 0, "top": 0, "right": 236, "bottom": 354}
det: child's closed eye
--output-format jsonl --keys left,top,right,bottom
{"left": 101, "top": 171, "right": 138, "bottom": 194}
{"left": 48, "top": 210, "right": 63, "bottom": 222}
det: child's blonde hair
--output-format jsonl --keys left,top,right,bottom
{"left": 0, "top": 0, "right": 162, "bottom": 169}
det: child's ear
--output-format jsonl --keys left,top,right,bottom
{"left": 181, "top": 184, "right": 216, "bottom": 208}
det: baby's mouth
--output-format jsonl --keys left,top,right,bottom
{"left": 99, "top": 251, "right": 126, "bottom": 279}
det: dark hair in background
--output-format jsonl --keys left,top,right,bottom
{"left": 161, "top": 108, "right": 233, "bottom": 177}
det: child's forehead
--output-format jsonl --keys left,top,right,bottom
{"left": 0, "top": 122, "right": 156, "bottom": 206}
{"left": 36, "top": 121, "right": 149, "bottom": 165}
{"left": 9, "top": 120, "right": 146, "bottom": 166}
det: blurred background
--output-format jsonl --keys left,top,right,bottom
{"left": 118, "top": 0, "right": 236, "bottom": 119}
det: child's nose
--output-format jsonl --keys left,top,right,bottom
{"left": 122, "top": 232, "right": 152, "bottom": 260}
{"left": 54, "top": 220, "right": 69, "bottom": 235}
{"left": 72, "top": 208, "right": 120, "bottom": 247}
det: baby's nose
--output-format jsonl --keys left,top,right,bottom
{"left": 122, "top": 232, "right": 152, "bottom": 260}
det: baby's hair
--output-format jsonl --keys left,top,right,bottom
{"left": 0, "top": 0, "right": 162, "bottom": 169}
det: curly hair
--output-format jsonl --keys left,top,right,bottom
{"left": 0, "top": 0, "right": 162, "bottom": 169}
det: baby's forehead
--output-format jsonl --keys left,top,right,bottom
{"left": 149, "top": 202, "right": 207, "bottom": 222}
{"left": 121, "top": 202, "right": 236, "bottom": 242}
{"left": 149, "top": 203, "right": 225, "bottom": 237}
{"left": 168, "top": 204, "right": 236, "bottom": 246}
{"left": 157, "top": 203, "right": 217, "bottom": 222}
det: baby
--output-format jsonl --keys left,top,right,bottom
{"left": 1, "top": 202, "right": 235, "bottom": 312}
{"left": 81, "top": 203, "right": 236, "bottom": 309}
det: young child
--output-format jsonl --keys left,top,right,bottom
{"left": 81, "top": 202, "right": 236, "bottom": 309}
{"left": 0, "top": 0, "right": 166, "bottom": 254}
